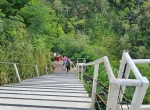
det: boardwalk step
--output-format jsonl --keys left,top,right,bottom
{"left": 0, "top": 98, "right": 91, "bottom": 108}
{"left": 0, "top": 94, "right": 92, "bottom": 102}
{"left": 0, "top": 87, "right": 88, "bottom": 93}
{"left": 0, "top": 90, "right": 89, "bottom": 97}
{"left": 0, "top": 72, "right": 92, "bottom": 109}
{"left": 0, "top": 103, "right": 95, "bottom": 110}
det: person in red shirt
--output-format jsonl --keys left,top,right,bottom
{"left": 57, "top": 54, "right": 61, "bottom": 61}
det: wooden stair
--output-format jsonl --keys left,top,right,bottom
{"left": 0, "top": 72, "right": 93, "bottom": 110}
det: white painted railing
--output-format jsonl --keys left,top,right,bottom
{"left": 77, "top": 51, "right": 149, "bottom": 110}
{"left": 118, "top": 51, "right": 149, "bottom": 110}
{"left": 0, "top": 62, "right": 50, "bottom": 82}
{"left": 76, "top": 58, "right": 86, "bottom": 79}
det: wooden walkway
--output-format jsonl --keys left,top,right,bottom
{"left": 0, "top": 61, "right": 93, "bottom": 110}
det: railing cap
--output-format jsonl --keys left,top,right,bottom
{"left": 77, "top": 63, "right": 85, "bottom": 66}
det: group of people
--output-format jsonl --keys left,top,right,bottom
{"left": 62, "top": 55, "right": 72, "bottom": 73}
{"left": 53, "top": 52, "right": 72, "bottom": 72}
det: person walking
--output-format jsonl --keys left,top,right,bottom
{"left": 53, "top": 52, "right": 56, "bottom": 60}
{"left": 65, "top": 58, "right": 71, "bottom": 73}
{"left": 57, "top": 54, "right": 61, "bottom": 61}
{"left": 62, "top": 55, "right": 67, "bottom": 66}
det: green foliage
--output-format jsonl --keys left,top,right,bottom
{"left": 20, "top": 4, "right": 57, "bottom": 35}
{"left": 54, "top": 35, "right": 109, "bottom": 62}
{"left": 0, "top": 0, "right": 150, "bottom": 104}
{"left": 0, "top": 0, "right": 53, "bottom": 85}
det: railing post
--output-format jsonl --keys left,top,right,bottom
{"left": 13, "top": 63, "right": 21, "bottom": 82}
{"left": 77, "top": 65, "right": 79, "bottom": 77}
{"left": 118, "top": 51, "right": 128, "bottom": 78}
{"left": 118, "top": 51, "right": 131, "bottom": 102}
{"left": 129, "top": 77, "right": 149, "bottom": 110}
{"left": 81, "top": 65, "right": 84, "bottom": 83}
{"left": 118, "top": 51, "right": 131, "bottom": 80}
{"left": 50, "top": 65, "right": 53, "bottom": 73}
{"left": 36, "top": 65, "right": 39, "bottom": 77}
{"left": 46, "top": 66, "right": 48, "bottom": 74}
{"left": 91, "top": 63, "right": 99, "bottom": 108}
{"left": 107, "top": 83, "right": 120, "bottom": 110}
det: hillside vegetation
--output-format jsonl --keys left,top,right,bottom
{"left": 0, "top": 0, "right": 150, "bottom": 104}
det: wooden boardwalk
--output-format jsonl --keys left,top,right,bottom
{"left": 0, "top": 61, "right": 93, "bottom": 110}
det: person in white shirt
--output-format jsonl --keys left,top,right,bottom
{"left": 53, "top": 52, "right": 56, "bottom": 60}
